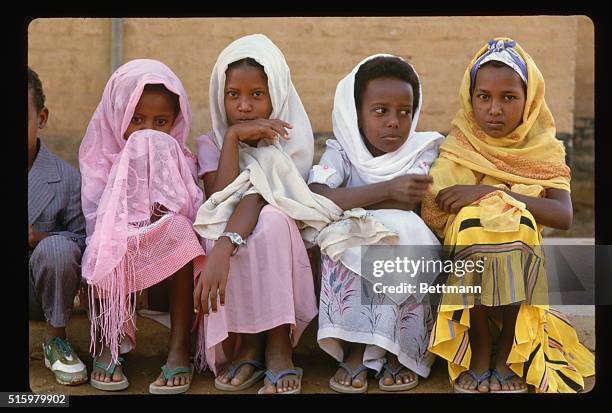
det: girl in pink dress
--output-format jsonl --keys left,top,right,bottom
{"left": 79, "top": 59, "right": 205, "bottom": 394}
{"left": 193, "top": 34, "right": 318, "bottom": 394}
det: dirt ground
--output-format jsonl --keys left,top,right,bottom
{"left": 29, "top": 309, "right": 595, "bottom": 395}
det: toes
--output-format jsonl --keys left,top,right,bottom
{"left": 278, "top": 378, "right": 288, "bottom": 392}
{"left": 232, "top": 365, "right": 253, "bottom": 386}
{"left": 461, "top": 376, "right": 476, "bottom": 390}
{"left": 221, "top": 371, "right": 232, "bottom": 384}
{"left": 154, "top": 374, "right": 166, "bottom": 386}
{"left": 352, "top": 377, "right": 363, "bottom": 388}
{"left": 112, "top": 370, "right": 123, "bottom": 382}
{"left": 264, "top": 381, "right": 276, "bottom": 394}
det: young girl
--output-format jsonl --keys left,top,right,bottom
{"left": 308, "top": 54, "right": 444, "bottom": 393}
{"left": 423, "top": 38, "right": 595, "bottom": 393}
{"left": 79, "top": 59, "right": 205, "bottom": 394}
{"left": 192, "top": 34, "right": 318, "bottom": 395}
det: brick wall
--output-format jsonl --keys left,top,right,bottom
{"left": 28, "top": 16, "right": 586, "bottom": 168}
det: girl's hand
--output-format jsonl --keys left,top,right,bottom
{"left": 386, "top": 174, "right": 433, "bottom": 204}
{"left": 435, "top": 184, "right": 497, "bottom": 214}
{"left": 193, "top": 238, "right": 234, "bottom": 315}
{"left": 225, "top": 119, "right": 292, "bottom": 146}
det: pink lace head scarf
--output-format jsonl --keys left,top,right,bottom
{"left": 79, "top": 58, "right": 198, "bottom": 238}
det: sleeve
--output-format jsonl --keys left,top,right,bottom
{"left": 307, "top": 139, "right": 349, "bottom": 189}
{"left": 52, "top": 170, "right": 87, "bottom": 252}
{"left": 414, "top": 140, "right": 442, "bottom": 175}
{"left": 196, "top": 133, "right": 221, "bottom": 178}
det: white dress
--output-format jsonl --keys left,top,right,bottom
{"left": 307, "top": 139, "right": 440, "bottom": 377}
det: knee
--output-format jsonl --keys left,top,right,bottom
{"left": 257, "top": 205, "right": 292, "bottom": 230}
{"left": 30, "top": 235, "right": 82, "bottom": 277}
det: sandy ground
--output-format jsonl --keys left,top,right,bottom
{"left": 29, "top": 309, "right": 595, "bottom": 395}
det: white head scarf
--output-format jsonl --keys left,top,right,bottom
{"left": 208, "top": 33, "right": 314, "bottom": 179}
{"left": 332, "top": 53, "right": 444, "bottom": 185}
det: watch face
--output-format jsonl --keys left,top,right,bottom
{"left": 230, "top": 233, "right": 243, "bottom": 245}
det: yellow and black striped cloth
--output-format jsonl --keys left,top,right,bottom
{"left": 428, "top": 205, "right": 595, "bottom": 393}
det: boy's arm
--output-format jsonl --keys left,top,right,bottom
{"left": 56, "top": 173, "right": 87, "bottom": 251}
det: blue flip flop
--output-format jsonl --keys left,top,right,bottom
{"left": 257, "top": 367, "right": 303, "bottom": 394}
{"left": 329, "top": 362, "right": 369, "bottom": 393}
{"left": 453, "top": 369, "right": 492, "bottom": 393}
{"left": 90, "top": 356, "right": 129, "bottom": 391}
{"left": 490, "top": 369, "right": 528, "bottom": 393}
{"left": 377, "top": 361, "right": 419, "bottom": 392}
{"left": 214, "top": 359, "right": 266, "bottom": 391}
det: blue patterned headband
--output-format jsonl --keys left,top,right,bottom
{"left": 470, "top": 39, "right": 528, "bottom": 87}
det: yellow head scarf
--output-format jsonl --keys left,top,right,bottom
{"left": 422, "top": 38, "right": 571, "bottom": 237}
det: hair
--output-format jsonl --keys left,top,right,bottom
{"left": 227, "top": 57, "right": 266, "bottom": 74}
{"left": 470, "top": 60, "right": 527, "bottom": 97}
{"left": 27, "top": 66, "right": 46, "bottom": 113}
{"left": 143, "top": 83, "right": 181, "bottom": 116}
{"left": 354, "top": 56, "right": 420, "bottom": 116}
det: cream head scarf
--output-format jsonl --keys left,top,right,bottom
{"left": 208, "top": 33, "right": 314, "bottom": 179}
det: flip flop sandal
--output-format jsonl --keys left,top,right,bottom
{"left": 489, "top": 369, "right": 529, "bottom": 393}
{"left": 377, "top": 362, "right": 419, "bottom": 392}
{"left": 149, "top": 363, "right": 194, "bottom": 394}
{"left": 90, "top": 356, "right": 129, "bottom": 391}
{"left": 214, "top": 359, "right": 266, "bottom": 391}
{"left": 453, "top": 369, "right": 492, "bottom": 393}
{"left": 257, "top": 367, "right": 303, "bottom": 394}
{"left": 328, "top": 362, "right": 369, "bottom": 394}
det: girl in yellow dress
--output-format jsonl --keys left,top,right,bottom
{"left": 422, "top": 38, "right": 595, "bottom": 393}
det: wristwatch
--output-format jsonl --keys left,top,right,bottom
{"left": 219, "top": 231, "right": 246, "bottom": 256}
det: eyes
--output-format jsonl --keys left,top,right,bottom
{"left": 373, "top": 107, "right": 412, "bottom": 117}
{"left": 226, "top": 90, "right": 267, "bottom": 98}
{"left": 476, "top": 94, "right": 520, "bottom": 102}
{"left": 130, "top": 116, "right": 170, "bottom": 128}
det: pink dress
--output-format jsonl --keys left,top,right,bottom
{"left": 194, "top": 132, "right": 318, "bottom": 374}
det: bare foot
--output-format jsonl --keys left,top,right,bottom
{"left": 261, "top": 326, "right": 299, "bottom": 394}
{"left": 261, "top": 355, "right": 299, "bottom": 393}
{"left": 489, "top": 364, "right": 527, "bottom": 392}
{"left": 381, "top": 353, "right": 417, "bottom": 387}
{"left": 331, "top": 344, "right": 367, "bottom": 390}
{"left": 152, "top": 345, "right": 191, "bottom": 387}
{"left": 91, "top": 345, "right": 125, "bottom": 383}
{"left": 455, "top": 368, "right": 491, "bottom": 393}
{"left": 216, "top": 334, "right": 264, "bottom": 387}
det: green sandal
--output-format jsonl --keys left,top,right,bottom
{"left": 149, "top": 363, "right": 194, "bottom": 394}
{"left": 90, "top": 356, "right": 129, "bottom": 391}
